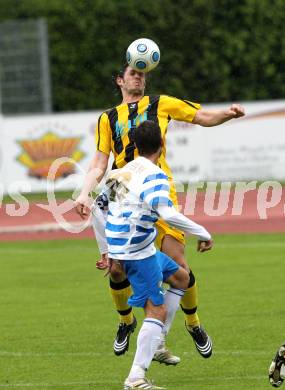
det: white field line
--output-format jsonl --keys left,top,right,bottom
{"left": 0, "top": 247, "right": 94, "bottom": 255}
{"left": 214, "top": 242, "right": 285, "bottom": 248}
{"left": 0, "top": 350, "right": 271, "bottom": 357}
{"left": 0, "top": 351, "right": 109, "bottom": 357}
{"left": 0, "top": 221, "right": 91, "bottom": 234}
{"left": 0, "top": 241, "right": 285, "bottom": 256}
{"left": 0, "top": 381, "right": 112, "bottom": 388}
{"left": 0, "top": 351, "right": 268, "bottom": 388}
{"left": 0, "top": 246, "right": 95, "bottom": 254}
{"left": 0, "top": 376, "right": 267, "bottom": 388}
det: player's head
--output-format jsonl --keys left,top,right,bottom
{"left": 112, "top": 64, "right": 146, "bottom": 97}
{"left": 134, "top": 120, "right": 163, "bottom": 157}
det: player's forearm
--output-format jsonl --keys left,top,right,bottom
{"left": 193, "top": 104, "right": 245, "bottom": 127}
{"left": 158, "top": 206, "right": 211, "bottom": 241}
{"left": 80, "top": 168, "right": 105, "bottom": 197}
{"left": 193, "top": 109, "right": 233, "bottom": 127}
{"left": 80, "top": 152, "right": 108, "bottom": 196}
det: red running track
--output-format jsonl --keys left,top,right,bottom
{"left": 0, "top": 189, "right": 284, "bottom": 241}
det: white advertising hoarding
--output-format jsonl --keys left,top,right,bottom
{"left": 166, "top": 100, "right": 285, "bottom": 181}
{"left": 2, "top": 112, "right": 99, "bottom": 195}
{"left": 0, "top": 115, "right": 5, "bottom": 195}
{"left": 1, "top": 100, "right": 285, "bottom": 195}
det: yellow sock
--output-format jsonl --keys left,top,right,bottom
{"left": 109, "top": 278, "right": 134, "bottom": 325}
{"left": 180, "top": 271, "right": 200, "bottom": 328}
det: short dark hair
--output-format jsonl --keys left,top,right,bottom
{"left": 133, "top": 120, "right": 162, "bottom": 156}
{"left": 111, "top": 63, "right": 129, "bottom": 95}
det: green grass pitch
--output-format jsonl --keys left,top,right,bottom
{"left": 0, "top": 233, "right": 284, "bottom": 389}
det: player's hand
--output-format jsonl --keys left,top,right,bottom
{"left": 74, "top": 193, "right": 93, "bottom": 219}
{"left": 96, "top": 254, "right": 109, "bottom": 270}
{"left": 227, "top": 104, "right": 245, "bottom": 119}
{"left": 197, "top": 239, "right": 213, "bottom": 252}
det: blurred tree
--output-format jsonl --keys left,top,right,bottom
{"left": 0, "top": 0, "right": 284, "bottom": 111}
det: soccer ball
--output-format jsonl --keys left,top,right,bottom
{"left": 126, "top": 38, "right": 160, "bottom": 73}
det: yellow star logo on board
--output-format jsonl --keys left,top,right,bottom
{"left": 17, "top": 132, "right": 85, "bottom": 180}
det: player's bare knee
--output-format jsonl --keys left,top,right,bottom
{"left": 155, "top": 305, "right": 167, "bottom": 323}
{"left": 157, "top": 305, "right": 167, "bottom": 323}
{"left": 178, "top": 259, "right": 189, "bottom": 271}
{"left": 109, "top": 262, "right": 126, "bottom": 282}
{"left": 145, "top": 300, "right": 166, "bottom": 323}
{"left": 174, "top": 267, "right": 189, "bottom": 290}
{"left": 180, "top": 268, "right": 190, "bottom": 290}
{"left": 166, "top": 267, "right": 189, "bottom": 290}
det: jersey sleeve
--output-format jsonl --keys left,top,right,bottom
{"left": 140, "top": 170, "right": 211, "bottom": 241}
{"left": 92, "top": 205, "right": 108, "bottom": 254}
{"left": 95, "top": 112, "right": 112, "bottom": 155}
{"left": 160, "top": 95, "right": 201, "bottom": 123}
{"left": 139, "top": 171, "right": 172, "bottom": 210}
{"left": 157, "top": 206, "right": 212, "bottom": 241}
{"left": 92, "top": 189, "right": 110, "bottom": 254}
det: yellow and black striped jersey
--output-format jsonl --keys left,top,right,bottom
{"left": 95, "top": 94, "right": 200, "bottom": 205}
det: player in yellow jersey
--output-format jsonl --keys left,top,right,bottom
{"left": 75, "top": 64, "right": 245, "bottom": 363}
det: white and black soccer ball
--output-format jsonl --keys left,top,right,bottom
{"left": 126, "top": 38, "right": 160, "bottom": 73}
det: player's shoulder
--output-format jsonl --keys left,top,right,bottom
{"left": 144, "top": 95, "right": 180, "bottom": 109}
{"left": 146, "top": 94, "right": 161, "bottom": 102}
{"left": 146, "top": 94, "right": 172, "bottom": 102}
{"left": 108, "top": 166, "right": 134, "bottom": 182}
{"left": 141, "top": 161, "right": 169, "bottom": 185}
{"left": 160, "top": 94, "right": 180, "bottom": 101}
{"left": 96, "top": 105, "right": 120, "bottom": 128}
{"left": 99, "top": 102, "right": 121, "bottom": 118}
{"left": 127, "top": 157, "right": 165, "bottom": 178}
{"left": 159, "top": 94, "right": 200, "bottom": 108}
{"left": 96, "top": 110, "right": 110, "bottom": 124}
{"left": 126, "top": 157, "right": 150, "bottom": 176}
{"left": 156, "top": 94, "right": 184, "bottom": 107}
{"left": 153, "top": 163, "right": 168, "bottom": 178}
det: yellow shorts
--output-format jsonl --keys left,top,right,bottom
{"left": 155, "top": 219, "right": 185, "bottom": 250}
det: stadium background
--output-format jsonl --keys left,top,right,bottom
{"left": 0, "top": 1, "right": 284, "bottom": 389}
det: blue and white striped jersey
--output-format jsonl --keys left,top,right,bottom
{"left": 93, "top": 156, "right": 211, "bottom": 260}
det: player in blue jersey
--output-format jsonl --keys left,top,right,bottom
{"left": 75, "top": 65, "right": 244, "bottom": 364}
{"left": 92, "top": 120, "right": 213, "bottom": 389}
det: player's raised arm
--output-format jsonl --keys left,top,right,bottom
{"left": 74, "top": 150, "right": 109, "bottom": 218}
{"left": 75, "top": 110, "right": 112, "bottom": 219}
{"left": 192, "top": 103, "right": 245, "bottom": 127}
